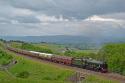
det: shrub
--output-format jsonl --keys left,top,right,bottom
{"left": 98, "top": 43, "right": 125, "bottom": 75}
{"left": 0, "top": 49, "right": 13, "bottom": 65}
{"left": 16, "top": 71, "right": 30, "bottom": 78}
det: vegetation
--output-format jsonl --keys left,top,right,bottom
{"left": 0, "top": 40, "right": 121, "bottom": 83}
{"left": 9, "top": 41, "right": 125, "bottom": 75}
{"left": 83, "top": 75, "right": 118, "bottom": 83}
{"left": 10, "top": 42, "right": 97, "bottom": 57}
{"left": 0, "top": 39, "right": 6, "bottom": 43}
{"left": 9, "top": 56, "right": 73, "bottom": 81}
{"left": 0, "top": 41, "right": 13, "bottom": 66}
{"left": 98, "top": 43, "right": 125, "bottom": 75}
{"left": 0, "top": 48, "right": 13, "bottom": 66}
{"left": 0, "top": 40, "right": 74, "bottom": 83}
{"left": 0, "top": 41, "right": 4, "bottom": 47}
{"left": 64, "top": 43, "right": 125, "bottom": 75}
{"left": 11, "top": 42, "right": 53, "bottom": 53}
{"left": 16, "top": 71, "right": 30, "bottom": 78}
{"left": 64, "top": 50, "right": 97, "bottom": 58}
{"left": 0, "top": 50, "right": 119, "bottom": 83}
{"left": 0, "top": 49, "right": 74, "bottom": 83}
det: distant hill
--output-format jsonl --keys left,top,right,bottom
{"left": 0, "top": 35, "right": 125, "bottom": 49}
{"left": 0, "top": 35, "right": 90, "bottom": 43}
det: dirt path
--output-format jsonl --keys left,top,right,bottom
{"left": 8, "top": 50, "right": 125, "bottom": 83}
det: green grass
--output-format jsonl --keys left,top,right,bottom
{"left": 11, "top": 42, "right": 66, "bottom": 55}
{"left": 10, "top": 42, "right": 97, "bottom": 57}
{"left": 0, "top": 41, "right": 74, "bottom": 83}
{"left": 0, "top": 51, "right": 74, "bottom": 83}
{"left": 0, "top": 41, "right": 121, "bottom": 83}
{"left": 0, "top": 48, "right": 13, "bottom": 65}
{"left": 10, "top": 41, "right": 125, "bottom": 75}
{"left": 11, "top": 42, "right": 53, "bottom": 53}
{"left": 34, "top": 43, "right": 67, "bottom": 55}
{"left": 98, "top": 43, "right": 125, "bottom": 75}
{"left": 83, "top": 75, "right": 118, "bottom": 83}
{"left": 10, "top": 56, "right": 73, "bottom": 82}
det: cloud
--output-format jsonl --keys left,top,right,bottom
{"left": 84, "top": 14, "right": 125, "bottom": 30}
{"left": 101, "top": 12, "right": 125, "bottom": 20}
{"left": 0, "top": 0, "right": 125, "bottom": 37}
{"left": 84, "top": 15, "right": 124, "bottom": 23}
{"left": 0, "top": 19, "right": 125, "bottom": 37}
{"left": 36, "top": 14, "right": 69, "bottom": 22}
{"left": 10, "top": 20, "right": 19, "bottom": 24}
{"left": 1, "top": 0, "right": 125, "bottom": 19}
{"left": 12, "top": 8, "right": 35, "bottom": 16}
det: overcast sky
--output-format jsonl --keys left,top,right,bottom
{"left": 0, "top": 0, "right": 125, "bottom": 36}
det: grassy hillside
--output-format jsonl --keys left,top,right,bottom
{"left": 11, "top": 42, "right": 53, "bottom": 53}
{"left": 0, "top": 49, "right": 13, "bottom": 65}
{"left": 0, "top": 41, "right": 120, "bottom": 83}
{"left": 0, "top": 41, "right": 74, "bottom": 83}
{"left": 0, "top": 50, "right": 74, "bottom": 83}
{"left": 8, "top": 56, "right": 73, "bottom": 83}
{"left": 0, "top": 41, "right": 13, "bottom": 66}
{"left": 83, "top": 75, "right": 118, "bottom": 83}
{"left": 10, "top": 42, "right": 97, "bottom": 58}
{"left": 98, "top": 43, "right": 125, "bottom": 75}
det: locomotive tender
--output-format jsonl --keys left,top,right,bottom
{"left": 7, "top": 46, "right": 108, "bottom": 73}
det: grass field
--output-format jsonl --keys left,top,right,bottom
{"left": 11, "top": 42, "right": 125, "bottom": 75}
{"left": 0, "top": 52, "right": 74, "bottom": 83}
{"left": 83, "top": 75, "right": 118, "bottom": 83}
{"left": 0, "top": 50, "right": 119, "bottom": 83}
{"left": 0, "top": 41, "right": 121, "bottom": 83}
{"left": 0, "top": 41, "right": 74, "bottom": 83}
{"left": 10, "top": 42, "right": 97, "bottom": 57}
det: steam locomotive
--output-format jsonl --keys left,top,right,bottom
{"left": 7, "top": 46, "right": 108, "bottom": 73}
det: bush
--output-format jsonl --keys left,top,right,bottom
{"left": 16, "top": 71, "right": 30, "bottom": 78}
{"left": 0, "top": 49, "right": 13, "bottom": 65}
{"left": 98, "top": 43, "right": 125, "bottom": 75}
{"left": 64, "top": 50, "right": 76, "bottom": 57}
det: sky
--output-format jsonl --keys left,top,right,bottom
{"left": 0, "top": 0, "right": 125, "bottom": 37}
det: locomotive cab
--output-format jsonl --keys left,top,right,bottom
{"left": 83, "top": 59, "right": 108, "bottom": 73}
{"left": 100, "top": 62, "right": 108, "bottom": 73}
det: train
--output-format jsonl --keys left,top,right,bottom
{"left": 7, "top": 46, "right": 108, "bottom": 73}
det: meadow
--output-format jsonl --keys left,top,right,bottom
{"left": 0, "top": 41, "right": 74, "bottom": 83}
{"left": 10, "top": 41, "right": 125, "bottom": 75}
{"left": 0, "top": 41, "right": 121, "bottom": 83}
{"left": 10, "top": 42, "right": 97, "bottom": 57}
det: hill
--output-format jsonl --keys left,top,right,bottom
{"left": 1, "top": 35, "right": 125, "bottom": 49}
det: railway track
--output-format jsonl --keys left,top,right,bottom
{"left": 7, "top": 49, "right": 125, "bottom": 83}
